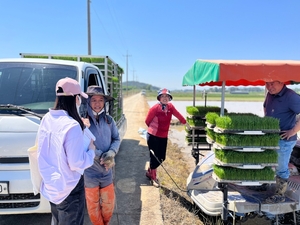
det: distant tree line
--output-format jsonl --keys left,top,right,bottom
{"left": 122, "top": 81, "right": 160, "bottom": 91}
{"left": 122, "top": 81, "right": 300, "bottom": 94}
{"left": 205, "top": 86, "right": 300, "bottom": 94}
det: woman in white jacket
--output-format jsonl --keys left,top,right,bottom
{"left": 37, "top": 77, "right": 95, "bottom": 225}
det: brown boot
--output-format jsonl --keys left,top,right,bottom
{"left": 265, "top": 176, "right": 287, "bottom": 203}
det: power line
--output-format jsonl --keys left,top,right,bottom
{"left": 102, "top": 1, "right": 136, "bottom": 72}
{"left": 103, "top": 0, "right": 128, "bottom": 51}
{"left": 90, "top": 3, "right": 125, "bottom": 61}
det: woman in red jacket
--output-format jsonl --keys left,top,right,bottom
{"left": 145, "top": 88, "right": 189, "bottom": 187}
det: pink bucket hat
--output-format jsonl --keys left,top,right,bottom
{"left": 56, "top": 77, "right": 88, "bottom": 98}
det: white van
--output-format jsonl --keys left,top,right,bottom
{"left": 0, "top": 58, "right": 126, "bottom": 214}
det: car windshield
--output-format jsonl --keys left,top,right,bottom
{"left": 0, "top": 62, "right": 78, "bottom": 113}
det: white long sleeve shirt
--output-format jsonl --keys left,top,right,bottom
{"left": 37, "top": 109, "right": 95, "bottom": 204}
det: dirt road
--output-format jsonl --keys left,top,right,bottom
{"left": 122, "top": 93, "right": 150, "bottom": 139}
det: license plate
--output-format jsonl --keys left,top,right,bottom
{"left": 0, "top": 181, "right": 9, "bottom": 195}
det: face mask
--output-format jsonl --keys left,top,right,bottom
{"left": 76, "top": 95, "right": 82, "bottom": 115}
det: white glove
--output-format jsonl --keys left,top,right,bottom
{"left": 100, "top": 150, "right": 116, "bottom": 170}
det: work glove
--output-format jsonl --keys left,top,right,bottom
{"left": 100, "top": 150, "right": 116, "bottom": 170}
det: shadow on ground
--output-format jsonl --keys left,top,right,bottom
{"left": 112, "top": 138, "right": 153, "bottom": 225}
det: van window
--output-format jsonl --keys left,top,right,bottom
{"left": 86, "top": 68, "right": 105, "bottom": 90}
{"left": 0, "top": 62, "right": 78, "bottom": 112}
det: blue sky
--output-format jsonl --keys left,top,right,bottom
{"left": 1, "top": 1, "right": 300, "bottom": 90}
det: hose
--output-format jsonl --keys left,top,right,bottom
{"left": 150, "top": 150, "right": 188, "bottom": 192}
{"left": 150, "top": 149, "right": 221, "bottom": 193}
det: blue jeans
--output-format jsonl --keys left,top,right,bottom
{"left": 276, "top": 140, "right": 297, "bottom": 180}
{"left": 50, "top": 176, "right": 85, "bottom": 225}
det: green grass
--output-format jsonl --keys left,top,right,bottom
{"left": 213, "top": 165, "right": 275, "bottom": 180}
{"left": 214, "top": 149, "right": 278, "bottom": 164}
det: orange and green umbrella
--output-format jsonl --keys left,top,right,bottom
{"left": 182, "top": 60, "right": 300, "bottom": 115}
{"left": 182, "top": 59, "right": 300, "bottom": 87}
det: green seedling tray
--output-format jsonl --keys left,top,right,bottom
{"left": 213, "top": 165, "right": 275, "bottom": 181}
{"left": 214, "top": 158, "right": 278, "bottom": 168}
{"left": 212, "top": 173, "right": 276, "bottom": 185}
{"left": 213, "top": 126, "right": 280, "bottom": 134}
{"left": 213, "top": 142, "right": 279, "bottom": 151}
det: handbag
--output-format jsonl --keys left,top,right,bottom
{"left": 27, "top": 144, "right": 42, "bottom": 195}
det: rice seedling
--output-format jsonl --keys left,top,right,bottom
{"left": 213, "top": 165, "right": 275, "bottom": 181}
{"left": 214, "top": 149, "right": 278, "bottom": 164}
{"left": 205, "top": 112, "right": 219, "bottom": 125}
{"left": 213, "top": 133, "right": 280, "bottom": 147}
{"left": 186, "top": 106, "right": 225, "bottom": 116}
{"left": 205, "top": 127, "right": 216, "bottom": 141}
{"left": 215, "top": 113, "right": 280, "bottom": 131}
{"left": 186, "top": 117, "right": 206, "bottom": 127}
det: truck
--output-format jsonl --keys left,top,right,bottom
{"left": 0, "top": 53, "right": 127, "bottom": 214}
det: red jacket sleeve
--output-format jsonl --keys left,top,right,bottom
{"left": 170, "top": 103, "right": 186, "bottom": 124}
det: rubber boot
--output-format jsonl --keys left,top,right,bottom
{"left": 151, "top": 169, "right": 160, "bottom": 188}
{"left": 265, "top": 176, "right": 288, "bottom": 203}
{"left": 146, "top": 168, "right": 151, "bottom": 180}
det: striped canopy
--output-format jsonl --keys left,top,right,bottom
{"left": 182, "top": 60, "right": 300, "bottom": 86}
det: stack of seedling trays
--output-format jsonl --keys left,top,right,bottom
{"left": 185, "top": 127, "right": 207, "bottom": 145}
{"left": 185, "top": 106, "right": 226, "bottom": 146}
{"left": 205, "top": 112, "right": 280, "bottom": 185}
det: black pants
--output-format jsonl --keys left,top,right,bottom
{"left": 147, "top": 133, "right": 168, "bottom": 169}
{"left": 50, "top": 176, "right": 85, "bottom": 225}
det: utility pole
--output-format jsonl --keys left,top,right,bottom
{"left": 124, "top": 51, "right": 131, "bottom": 96}
{"left": 87, "top": 0, "right": 91, "bottom": 55}
{"left": 132, "top": 69, "right": 136, "bottom": 82}
{"left": 132, "top": 69, "right": 136, "bottom": 93}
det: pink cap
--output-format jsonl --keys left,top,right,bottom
{"left": 56, "top": 77, "right": 88, "bottom": 98}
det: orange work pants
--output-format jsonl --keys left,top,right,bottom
{"left": 85, "top": 183, "right": 115, "bottom": 225}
